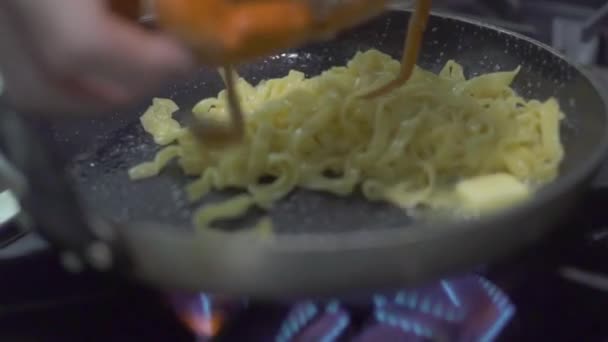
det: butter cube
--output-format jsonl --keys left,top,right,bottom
{"left": 456, "top": 173, "right": 530, "bottom": 213}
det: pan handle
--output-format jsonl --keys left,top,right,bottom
{"left": 554, "top": 227, "right": 608, "bottom": 291}
{"left": 0, "top": 96, "right": 131, "bottom": 276}
{"left": 530, "top": 189, "right": 608, "bottom": 292}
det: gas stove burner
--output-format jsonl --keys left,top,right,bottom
{"left": 167, "top": 275, "right": 514, "bottom": 341}
{"left": 168, "top": 293, "right": 247, "bottom": 337}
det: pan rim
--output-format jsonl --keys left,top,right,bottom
{"left": 121, "top": 8, "right": 608, "bottom": 295}
{"left": 132, "top": 9, "right": 608, "bottom": 251}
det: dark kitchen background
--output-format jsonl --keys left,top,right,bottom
{"left": 441, "top": 0, "right": 608, "bottom": 66}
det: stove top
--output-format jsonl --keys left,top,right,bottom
{"left": 2, "top": 189, "right": 608, "bottom": 342}
{"left": 165, "top": 275, "right": 514, "bottom": 341}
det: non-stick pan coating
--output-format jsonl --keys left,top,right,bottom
{"left": 39, "top": 10, "right": 608, "bottom": 296}
{"left": 57, "top": 11, "right": 604, "bottom": 232}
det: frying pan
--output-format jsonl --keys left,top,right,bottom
{"left": 1, "top": 6, "right": 607, "bottom": 299}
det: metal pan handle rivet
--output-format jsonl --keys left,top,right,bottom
{"left": 89, "top": 218, "right": 116, "bottom": 242}
{"left": 86, "top": 242, "right": 114, "bottom": 271}
{"left": 60, "top": 251, "right": 85, "bottom": 274}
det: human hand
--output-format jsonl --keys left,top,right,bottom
{"left": 0, "top": 0, "right": 195, "bottom": 116}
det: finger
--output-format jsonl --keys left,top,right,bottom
{"left": 0, "top": 6, "right": 108, "bottom": 115}
{"left": 1, "top": 0, "right": 124, "bottom": 110}
{"left": 32, "top": 3, "right": 195, "bottom": 105}
{"left": 2, "top": 0, "right": 195, "bottom": 112}
{"left": 75, "top": 13, "right": 196, "bottom": 98}
{"left": 59, "top": 74, "right": 131, "bottom": 107}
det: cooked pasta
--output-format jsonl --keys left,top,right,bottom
{"left": 128, "top": 49, "right": 565, "bottom": 230}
